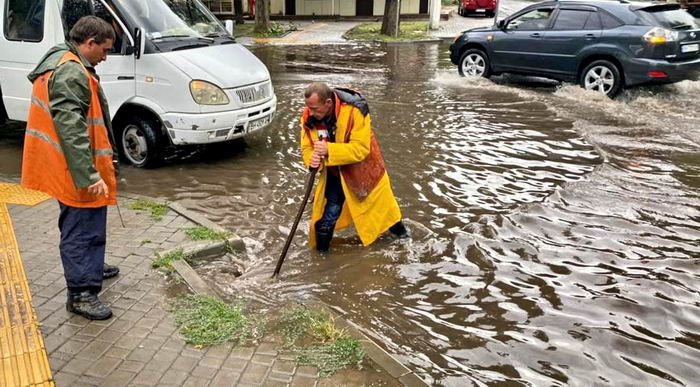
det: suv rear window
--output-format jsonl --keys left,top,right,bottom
{"left": 636, "top": 8, "right": 700, "bottom": 30}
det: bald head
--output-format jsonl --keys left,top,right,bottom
{"left": 304, "top": 82, "right": 334, "bottom": 120}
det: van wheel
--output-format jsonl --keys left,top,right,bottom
{"left": 580, "top": 60, "right": 622, "bottom": 98}
{"left": 118, "top": 116, "right": 162, "bottom": 168}
{"left": 458, "top": 49, "right": 490, "bottom": 78}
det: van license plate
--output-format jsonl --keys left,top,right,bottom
{"left": 249, "top": 114, "right": 271, "bottom": 131}
{"left": 476, "top": 9, "right": 486, "bottom": 12}
{"left": 681, "top": 43, "right": 699, "bottom": 53}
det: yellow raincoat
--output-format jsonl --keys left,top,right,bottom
{"left": 300, "top": 92, "right": 402, "bottom": 248}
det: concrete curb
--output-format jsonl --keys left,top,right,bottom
{"left": 162, "top": 202, "right": 430, "bottom": 386}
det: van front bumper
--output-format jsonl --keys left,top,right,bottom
{"left": 162, "top": 95, "right": 277, "bottom": 145}
{"left": 624, "top": 56, "right": 700, "bottom": 86}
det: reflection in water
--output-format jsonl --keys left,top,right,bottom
{"left": 2, "top": 43, "right": 699, "bottom": 386}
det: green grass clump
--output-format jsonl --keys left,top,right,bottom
{"left": 184, "top": 226, "right": 230, "bottom": 241}
{"left": 345, "top": 22, "right": 430, "bottom": 42}
{"left": 152, "top": 248, "right": 191, "bottom": 271}
{"left": 130, "top": 199, "right": 169, "bottom": 222}
{"left": 234, "top": 22, "right": 290, "bottom": 38}
{"left": 297, "top": 337, "right": 366, "bottom": 377}
{"left": 277, "top": 305, "right": 365, "bottom": 376}
{"left": 173, "top": 295, "right": 253, "bottom": 347}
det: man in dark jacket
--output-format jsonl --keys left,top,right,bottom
{"left": 22, "top": 16, "right": 119, "bottom": 320}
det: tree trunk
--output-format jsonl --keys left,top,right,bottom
{"left": 233, "top": 0, "right": 244, "bottom": 24}
{"left": 254, "top": 0, "right": 271, "bottom": 33}
{"left": 381, "top": 0, "right": 400, "bottom": 37}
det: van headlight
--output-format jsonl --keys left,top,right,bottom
{"left": 643, "top": 27, "right": 678, "bottom": 44}
{"left": 190, "top": 80, "right": 230, "bottom": 105}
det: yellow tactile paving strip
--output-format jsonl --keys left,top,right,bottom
{"left": 0, "top": 184, "right": 54, "bottom": 386}
{"left": 0, "top": 183, "right": 51, "bottom": 206}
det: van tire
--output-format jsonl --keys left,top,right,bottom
{"left": 579, "top": 60, "right": 622, "bottom": 98}
{"left": 117, "top": 116, "right": 162, "bottom": 168}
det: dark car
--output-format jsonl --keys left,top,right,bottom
{"left": 449, "top": 0, "right": 700, "bottom": 97}
{"left": 458, "top": 0, "right": 498, "bottom": 17}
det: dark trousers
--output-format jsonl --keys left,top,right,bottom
{"left": 315, "top": 171, "right": 345, "bottom": 233}
{"left": 58, "top": 201, "right": 106, "bottom": 294}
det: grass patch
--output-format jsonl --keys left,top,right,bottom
{"left": 152, "top": 248, "right": 191, "bottom": 271}
{"left": 297, "top": 337, "right": 366, "bottom": 377}
{"left": 130, "top": 199, "right": 169, "bottom": 222}
{"left": 345, "top": 22, "right": 431, "bottom": 42}
{"left": 173, "top": 295, "right": 253, "bottom": 347}
{"left": 234, "top": 22, "right": 292, "bottom": 38}
{"left": 277, "top": 305, "right": 365, "bottom": 376}
{"left": 184, "top": 226, "right": 230, "bottom": 241}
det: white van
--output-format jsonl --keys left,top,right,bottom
{"left": 0, "top": 0, "right": 276, "bottom": 167}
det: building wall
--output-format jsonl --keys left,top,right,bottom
{"left": 373, "top": 0, "right": 420, "bottom": 16}
{"left": 272, "top": 0, "right": 284, "bottom": 15}
{"left": 204, "top": 0, "right": 424, "bottom": 16}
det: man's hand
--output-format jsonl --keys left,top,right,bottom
{"left": 309, "top": 152, "right": 322, "bottom": 169}
{"left": 313, "top": 140, "right": 328, "bottom": 157}
{"left": 88, "top": 179, "right": 109, "bottom": 197}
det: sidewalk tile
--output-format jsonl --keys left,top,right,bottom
{"left": 239, "top": 363, "right": 270, "bottom": 384}
{"left": 160, "top": 369, "right": 189, "bottom": 384}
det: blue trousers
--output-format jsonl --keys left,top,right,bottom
{"left": 58, "top": 202, "right": 106, "bottom": 294}
{"left": 316, "top": 171, "right": 345, "bottom": 233}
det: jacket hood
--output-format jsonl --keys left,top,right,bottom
{"left": 161, "top": 44, "right": 270, "bottom": 88}
{"left": 27, "top": 42, "right": 93, "bottom": 82}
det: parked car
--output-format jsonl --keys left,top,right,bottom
{"left": 449, "top": 1, "right": 700, "bottom": 97}
{"left": 458, "top": 0, "right": 498, "bottom": 18}
{"left": 0, "top": 0, "right": 277, "bottom": 168}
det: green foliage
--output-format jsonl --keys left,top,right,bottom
{"left": 235, "top": 22, "right": 290, "bottom": 38}
{"left": 173, "top": 295, "right": 253, "bottom": 347}
{"left": 184, "top": 226, "right": 230, "bottom": 241}
{"left": 442, "top": 0, "right": 459, "bottom": 5}
{"left": 277, "top": 305, "right": 365, "bottom": 376}
{"left": 152, "top": 248, "right": 191, "bottom": 271}
{"left": 297, "top": 338, "right": 366, "bottom": 377}
{"left": 130, "top": 199, "right": 169, "bottom": 222}
{"left": 345, "top": 22, "right": 431, "bottom": 42}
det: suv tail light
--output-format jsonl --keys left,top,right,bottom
{"left": 643, "top": 27, "right": 679, "bottom": 44}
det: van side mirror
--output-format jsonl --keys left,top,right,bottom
{"left": 134, "top": 28, "right": 144, "bottom": 59}
{"left": 225, "top": 20, "right": 234, "bottom": 36}
{"left": 497, "top": 20, "right": 506, "bottom": 30}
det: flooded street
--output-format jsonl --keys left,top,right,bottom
{"left": 2, "top": 42, "right": 700, "bottom": 385}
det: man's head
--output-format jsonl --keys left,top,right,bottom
{"left": 69, "top": 16, "right": 115, "bottom": 66}
{"left": 304, "top": 82, "right": 334, "bottom": 120}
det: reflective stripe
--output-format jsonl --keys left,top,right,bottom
{"left": 88, "top": 117, "right": 105, "bottom": 127}
{"left": 31, "top": 96, "right": 50, "bottom": 114}
{"left": 26, "top": 128, "right": 63, "bottom": 153}
{"left": 93, "top": 149, "right": 113, "bottom": 157}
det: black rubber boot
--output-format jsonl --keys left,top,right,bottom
{"left": 66, "top": 291, "right": 112, "bottom": 320}
{"left": 103, "top": 263, "right": 120, "bottom": 279}
{"left": 389, "top": 221, "right": 410, "bottom": 239}
{"left": 315, "top": 227, "right": 334, "bottom": 253}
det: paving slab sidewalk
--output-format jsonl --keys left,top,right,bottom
{"left": 7, "top": 194, "right": 403, "bottom": 386}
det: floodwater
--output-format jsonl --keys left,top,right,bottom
{"left": 2, "top": 42, "right": 700, "bottom": 385}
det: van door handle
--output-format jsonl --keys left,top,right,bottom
{"left": 117, "top": 76, "right": 135, "bottom": 80}
{"left": 530, "top": 33, "right": 542, "bottom": 38}
{"left": 584, "top": 34, "right": 596, "bottom": 39}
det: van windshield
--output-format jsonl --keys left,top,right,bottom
{"left": 119, "top": 0, "right": 227, "bottom": 40}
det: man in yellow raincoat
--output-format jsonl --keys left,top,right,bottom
{"left": 300, "top": 82, "right": 408, "bottom": 252}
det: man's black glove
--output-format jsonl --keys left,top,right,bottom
{"left": 113, "top": 159, "right": 120, "bottom": 177}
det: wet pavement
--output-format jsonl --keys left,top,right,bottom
{"left": 3, "top": 27, "right": 700, "bottom": 387}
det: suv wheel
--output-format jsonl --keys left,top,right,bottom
{"left": 118, "top": 116, "right": 162, "bottom": 168}
{"left": 458, "top": 49, "right": 490, "bottom": 78}
{"left": 580, "top": 60, "right": 622, "bottom": 98}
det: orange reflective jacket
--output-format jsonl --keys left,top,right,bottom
{"left": 21, "top": 51, "right": 116, "bottom": 208}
